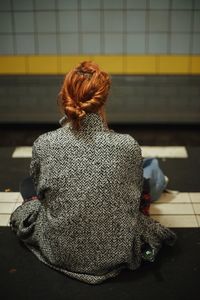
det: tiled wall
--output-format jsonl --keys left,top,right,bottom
{"left": 0, "top": 1, "right": 199, "bottom": 124}
{"left": 0, "top": 0, "right": 200, "bottom": 55}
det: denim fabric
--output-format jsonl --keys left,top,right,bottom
{"left": 19, "top": 176, "right": 37, "bottom": 201}
{"left": 143, "top": 158, "right": 167, "bottom": 202}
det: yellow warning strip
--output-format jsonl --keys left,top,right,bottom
{"left": 0, "top": 55, "right": 199, "bottom": 75}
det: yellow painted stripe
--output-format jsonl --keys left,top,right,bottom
{"left": 191, "top": 56, "right": 200, "bottom": 74}
{"left": 0, "top": 56, "right": 27, "bottom": 74}
{"left": 157, "top": 55, "right": 190, "bottom": 74}
{"left": 0, "top": 55, "right": 200, "bottom": 75}
{"left": 27, "top": 56, "right": 59, "bottom": 74}
{"left": 125, "top": 55, "right": 157, "bottom": 74}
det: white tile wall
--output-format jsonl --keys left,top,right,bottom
{"left": 0, "top": 0, "right": 198, "bottom": 55}
{"left": 0, "top": 35, "right": 14, "bottom": 54}
{"left": 148, "top": 33, "right": 168, "bottom": 54}
{"left": 149, "top": 0, "right": 170, "bottom": 10}
{"left": 103, "top": 0, "right": 124, "bottom": 9}
{"left": 36, "top": 12, "right": 56, "bottom": 33}
{"left": 59, "top": 33, "right": 79, "bottom": 54}
{"left": 81, "top": 0, "right": 101, "bottom": 10}
{"left": 171, "top": 11, "right": 192, "bottom": 33}
{"left": 104, "top": 33, "right": 123, "bottom": 54}
{"left": 16, "top": 34, "right": 35, "bottom": 55}
{"left": 104, "top": 11, "right": 123, "bottom": 33}
{"left": 0, "top": 0, "right": 11, "bottom": 11}
{"left": 149, "top": 11, "right": 169, "bottom": 32}
{"left": 57, "top": 0, "right": 78, "bottom": 10}
{"left": 38, "top": 34, "right": 57, "bottom": 54}
{"left": 126, "top": 11, "right": 146, "bottom": 32}
{"left": 127, "top": 33, "right": 146, "bottom": 54}
{"left": 58, "top": 11, "right": 78, "bottom": 33}
{"left": 171, "top": 34, "right": 190, "bottom": 54}
{"left": 13, "top": 0, "right": 33, "bottom": 11}
{"left": 82, "top": 33, "right": 101, "bottom": 54}
{"left": 14, "top": 12, "right": 34, "bottom": 33}
{"left": 172, "top": 0, "right": 193, "bottom": 9}
{"left": 0, "top": 12, "right": 12, "bottom": 33}
{"left": 192, "top": 34, "right": 200, "bottom": 54}
{"left": 35, "top": 0, "right": 55, "bottom": 10}
{"left": 81, "top": 11, "right": 101, "bottom": 33}
{"left": 126, "top": 0, "right": 147, "bottom": 9}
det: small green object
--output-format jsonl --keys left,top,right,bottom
{"left": 142, "top": 248, "right": 155, "bottom": 262}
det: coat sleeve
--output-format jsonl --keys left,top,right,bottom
{"left": 127, "top": 135, "right": 144, "bottom": 211}
{"left": 133, "top": 139, "right": 144, "bottom": 206}
{"left": 29, "top": 139, "right": 41, "bottom": 194}
{"left": 10, "top": 139, "right": 42, "bottom": 237}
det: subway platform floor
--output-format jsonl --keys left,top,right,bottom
{"left": 0, "top": 124, "right": 199, "bottom": 299}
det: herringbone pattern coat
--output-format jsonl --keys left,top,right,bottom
{"left": 10, "top": 113, "right": 176, "bottom": 285}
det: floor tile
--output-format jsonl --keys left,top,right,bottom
{"left": 0, "top": 214, "right": 10, "bottom": 226}
{"left": 0, "top": 192, "right": 20, "bottom": 203}
{"left": 12, "top": 202, "right": 22, "bottom": 212}
{"left": 141, "top": 146, "right": 188, "bottom": 158}
{"left": 12, "top": 146, "right": 32, "bottom": 158}
{"left": 192, "top": 204, "right": 200, "bottom": 214}
{"left": 16, "top": 193, "right": 23, "bottom": 203}
{"left": 195, "top": 215, "right": 200, "bottom": 227}
{"left": 0, "top": 203, "right": 16, "bottom": 214}
{"left": 157, "top": 192, "right": 191, "bottom": 203}
{"left": 151, "top": 215, "right": 198, "bottom": 228}
{"left": 189, "top": 193, "right": 200, "bottom": 203}
{"left": 150, "top": 203, "right": 194, "bottom": 215}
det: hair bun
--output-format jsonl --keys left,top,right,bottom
{"left": 64, "top": 105, "right": 86, "bottom": 120}
{"left": 58, "top": 60, "right": 111, "bottom": 131}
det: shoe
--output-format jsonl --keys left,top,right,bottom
{"left": 164, "top": 175, "right": 169, "bottom": 186}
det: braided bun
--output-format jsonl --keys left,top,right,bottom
{"left": 63, "top": 95, "right": 86, "bottom": 120}
{"left": 58, "top": 61, "right": 111, "bottom": 130}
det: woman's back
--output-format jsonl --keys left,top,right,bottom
{"left": 31, "top": 113, "right": 144, "bottom": 273}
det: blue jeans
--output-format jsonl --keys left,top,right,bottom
{"left": 143, "top": 158, "right": 167, "bottom": 202}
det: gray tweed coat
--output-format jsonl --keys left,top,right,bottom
{"left": 10, "top": 112, "right": 176, "bottom": 285}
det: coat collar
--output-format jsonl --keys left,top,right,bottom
{"left": 62, "top": 112, "right": 110, "bottom": 133}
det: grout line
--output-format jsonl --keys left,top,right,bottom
{"left": 187, "top": 192, "right": 192, "bottom": 203}
{"left": 195, "top": 215, "right": 200, "bottom": 227}
{"left": 189, "top": 193, "right": 200, "bottom": 226}
{"left": 152, "top": 202, "right": 193, "bottom": 204}
{"left": 151, "top": 214, "right": 197, "bottom": 216}
{"left": 33, "top": 0, "right": 39, "bottom": 54}
{"left": 196, "top": 216, "right": 200, "bottom": 227}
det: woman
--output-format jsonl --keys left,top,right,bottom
{"left": 10, "top": 61, "right": 176, "bottom": 285}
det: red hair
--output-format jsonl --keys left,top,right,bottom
{"left": 58, "top": 61, "right": 111, "bottom": 131}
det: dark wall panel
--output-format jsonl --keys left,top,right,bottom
{"left": 0, "top": 75, "right": 200, "bottom": 124}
